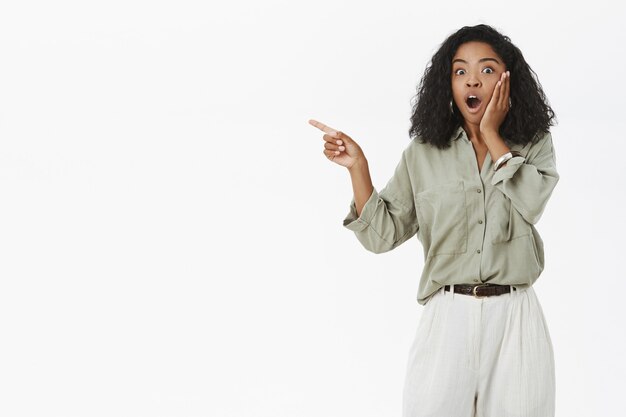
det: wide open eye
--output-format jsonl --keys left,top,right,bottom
{"left": 454, "top": 68, "right": 495, "bottom": 75}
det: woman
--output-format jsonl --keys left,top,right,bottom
{"left": 309, "top": 24, "right": 559, "bottom": 417}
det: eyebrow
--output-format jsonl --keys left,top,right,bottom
{"left": 452, "top": 57, "right": 500, "bottom": 65}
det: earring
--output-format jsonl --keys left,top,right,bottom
{"left": 509, "top": 98, "right": 512, "bottom": 108}
{"left": 449, "top": 99, "right": 455, "bottom": 114}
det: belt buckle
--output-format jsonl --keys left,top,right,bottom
{"left": 472, "top": 283, "right": 489, "bottom": 298}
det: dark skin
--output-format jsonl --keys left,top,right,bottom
{"left": 308, "top": 42, "right": 513, "bottom": 216}
{"left": 451, "top": 41, "right": 512, "bottom": 171}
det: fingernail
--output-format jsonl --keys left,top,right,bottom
{"left": 336, "top": 140, "right": 342, "bottom": 145}
{"left": 331, "top": 131, "right": 338, "bottom": 137}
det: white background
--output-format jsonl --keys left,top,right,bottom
{"left": 1, "top": 1, "right": 624, "bottom": 416}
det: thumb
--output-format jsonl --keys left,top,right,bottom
{"left": 331, "top": 130, "right": 351, "bottom": 143}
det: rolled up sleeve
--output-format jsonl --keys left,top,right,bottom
{"left": 342, "top": 149, "right": 419, "bottom": 253}
{"left": 491, "top": 131, "right": 560, "bottom": 224}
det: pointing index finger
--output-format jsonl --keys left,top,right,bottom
{"left": 308, "top": 119, "right": 339, "bottom": 136}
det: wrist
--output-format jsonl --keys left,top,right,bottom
{"left": 480, "top": 128, "right": 499, "bottom": 139}
{"left": 348, "top": 157, "right": 369, "bottom": 173}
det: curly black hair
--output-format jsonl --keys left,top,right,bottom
{"left": 408, "top": 24, "right": 556, "bottom": 149}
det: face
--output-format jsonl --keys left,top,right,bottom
{"left": 451, "top": 41, "right": 507, "bottom": 127}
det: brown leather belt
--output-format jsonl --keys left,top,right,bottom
{"left": 444, "top": 283, "right": 516, "bottom": 298}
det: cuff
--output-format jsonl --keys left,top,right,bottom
{"left": 491, "top": 156, "right": 526, "bottom": 186}
{"left": 342, "top": 187, "right": 379, "bottom": 232}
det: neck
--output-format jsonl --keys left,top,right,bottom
{"left": 463, "top": 122, "right": 483, "bottom": 142}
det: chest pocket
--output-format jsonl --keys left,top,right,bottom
{"left": 489, "top": 189, "right": 532, "bottom": 244}
{"left": 488, "top": 144, "right": 531, "bottom": 244}
{"left": 415, "top": 180, "right": 468, "bottom": 258}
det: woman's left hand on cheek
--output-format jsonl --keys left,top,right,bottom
{"left": 480, "top": 70, "right": 510, "bottom": 134}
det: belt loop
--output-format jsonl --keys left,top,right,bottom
{"left": 451, "top": 284, "right": 455, "bottom": 300}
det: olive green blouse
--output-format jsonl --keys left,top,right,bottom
{"left": 342, "top": 126, "right": 560, "bottom": 305}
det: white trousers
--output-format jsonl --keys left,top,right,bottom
{"left": 402, "top": 285, "right": 555, "bottom": 417}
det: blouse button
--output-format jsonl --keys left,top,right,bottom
{"left": 478, "top": 220, "right": 483, "bottom": 224}
{"left": 476, "top": 249, "right": 481, "bottom": 253}
{"left": 473, "top": 279, "right": 479, "bottom": 282}
{"left": 477, "top": 189, "right": 482, "bottom": 193}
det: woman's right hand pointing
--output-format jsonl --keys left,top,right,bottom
{"left": 308, "top": 119, "right": 365, "bottom": 170}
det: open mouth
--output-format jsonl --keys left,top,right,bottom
{"left": 467, "top": 97, "right": 481, "bottom": 108}
{"left": 465, "top": 95, "right": 483, "bottom": 112}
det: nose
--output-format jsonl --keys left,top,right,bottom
{"left": 466, "top": 78, "right": 481, "bottom": 87}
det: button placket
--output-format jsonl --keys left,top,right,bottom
{"left": 475, "top": 188, "right": 484, "bottom": 255}
{"left": 462, "top": 137, "right": 486, "bottom": 287}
